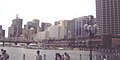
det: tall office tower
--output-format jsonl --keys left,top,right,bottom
{"left": 41, "top": 22, "right": 52, "bottom": 31}
{"left": 74, "top": 15, "right": 96, "bottom": 38}
{"left": 0, "top": 25, "right": 5, "bottom": 38}
{"left": 23, "top": 19, "right": 40, "bottom": 40}
{"left": 22, "top": 25, "right": 28, "bottom": 39}
{"left": 33, "top": 19, "right": 40, "bottom": 26}
{"left": 0, "top": 25, "right": 2, "bottom": 30}
{"left": 8, "top": 14, "right": 23, "bottom": 38}
{"left": 96, "top": 0, "right": 120, "bottom": 35}
{"left": 55, "top": 20, "right": 75, "bottom": 38}
{"left": 27, "top": 19, "right": 40, "bottom": 33}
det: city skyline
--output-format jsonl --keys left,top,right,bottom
{"left": 0, "top": 0, "right": 96, "bottom": 37}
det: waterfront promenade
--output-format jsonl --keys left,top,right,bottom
{"left": 0, "top": 46, "right": 120, "bottom": 60}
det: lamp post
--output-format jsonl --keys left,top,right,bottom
{"left": 84, "top": 23, "right": 98, "bottom": 60}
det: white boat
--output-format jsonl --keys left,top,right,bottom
{"left": 12, "top": 44, "right": 21, "bottom": 47}
{"left": 25, "top": 43, "right": 42, "bottom": 49}
{"left": 0, "top": 42, "right": 12, "bottom": 46}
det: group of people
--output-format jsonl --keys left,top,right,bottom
{"left": 55, "top": 52, "right": 70, "bottom": 60}
{"left": 0, "top": 49, "right": 9, "bottom": 60}
{"left": 36, "top": 50, "right": 70, "bottom": 60}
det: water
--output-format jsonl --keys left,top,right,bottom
{"left": 0, "top": 46, "right": 119, "bottom": 60}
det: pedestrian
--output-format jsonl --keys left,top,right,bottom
{"left": 0, "top": 55, "right": 3, "bottom": 60}
{"left": 57, "top": 53, "right": 62, "bottom": 60}
{"left": 64, "top": 53, "right": 70, "bottom": 60}
{"left": 55, "top": 53, "right": 58, "bottom": 60}
{"left": 1, "top": 49, "right": 3, "bottom": 54}
{"left": 23, "top": 54, "right": 25, "bottom": 60}
{"left": 55, "top": 53, "right": 62, "bottom": 60}
{"left": 36, "top": 50, "right": 42, "bottom": 60}
{"left": 1, "top": 49, "right": 3, "bottom": 52}
{"left": 2, "top": 50, "right": 9, "bottom": 60}
{"left": 61, "top": 54, "right": 64, "bottom": 60}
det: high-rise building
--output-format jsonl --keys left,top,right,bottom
{"left": 47, "top": 25, "right": 65, "bottom": 39}
{"left": 0, "top": 25, "right": 2, "bottom": 30}
{"left": 0, "top": 25, "right": 5, "bottom": 38}
{"left": 55, "top": 20, "right": 75, "bottom": 38}
{"left": 41, "top": 22, "right": 52, "bottom": 31}
{"left": 33, "top": 19, "right": 40, "bottom": 26}
{"left": 26, "top": 19, "right": 40, "bottom": 33}
{"left": 74, "top": 15, "right": 96, "bottom": 38}
{"left": 8, "top": 14, "right": 23, "bottom": 38}
{"left": 96, "top": 0, "right": 120, "bottom": 35}
{"left": 22, "top": 19, "right": 40, "bottom": 40}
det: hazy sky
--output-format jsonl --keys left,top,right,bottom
{"left": 0, "top": 0, "right": 96, "bottom": 37}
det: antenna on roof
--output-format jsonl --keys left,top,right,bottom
{"left": 16, "top": 14, "right": 19, "bottom": 19}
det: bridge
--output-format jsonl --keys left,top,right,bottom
{"left": 0, "top": 38, "right": 38, "bottom": 46}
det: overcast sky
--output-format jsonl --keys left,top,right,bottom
{"left": 0, "top": 0, "right": 95, "bottom": 37}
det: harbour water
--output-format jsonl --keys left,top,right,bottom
{"left": 0, "top": 46, "right": 119, "bottom": 60}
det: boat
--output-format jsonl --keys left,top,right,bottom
{"left": 12, "top": 44, "right": 21, "bottom": 47}
{"left": 25, "top": 43, "right": 42, "bottom": 49}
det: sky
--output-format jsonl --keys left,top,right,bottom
{"left": 0, "top": 0, "right": 96, "bottom": 37}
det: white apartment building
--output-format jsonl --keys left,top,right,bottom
{"left": 47, "top": 25, "right": 66, "bottom": 39}
{"left": 34, "top": 25, "right": 66, "bottom": 41}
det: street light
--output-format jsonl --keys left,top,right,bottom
{"left": 84, "top": 23, "right": 98, "bottom": 60}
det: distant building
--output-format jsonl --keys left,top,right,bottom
{"left": 47, "top": 25, "right": 65, "bottom": 39}
{"left": 41, "top": 22, "right": 52, "bottom": 31}
{"left": 96, "top": 0, "right": 120, "bottom": 35}
{"left": 27, "top": 21, "right": 39, "bottom": 33}
{"left": 34, "top": 30, "right": 49, "bottom": 41}
{"left": 74, "top": 15, "right": 96, "bottom": 38}
{"left": 55, "top": 16, "right": 96, "bottom": 39}
{"left": 0, "top": 25, "right": 2, "bottom": 30}
{"left": 112, "top": 37, "right": 120, "bottom": 48}
{"left": 0, "top": 25, "right": 5, "bottom": 38}
{"left": 28, "top": 28, "right": 36, "bottom": 40}
{"left": 34, "top": 25, "right": 66, "bottom": 41}
{"left": 8, "top": 14, "right": 23, "bottom": 38}
{"left": 55, "top": 20, "right": 75, "bottom": 38}
{"left": 23, "top": 19, "right": 40, "bottom": 40}
{"left": 33, "top": 19, "right": 40, "bottom": 26}
{"left": 22, "top": 25, "right": 28, "bottom": 39}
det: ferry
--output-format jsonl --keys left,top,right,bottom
{"left": 25, "top": 43, "right": 42, "bottom": 49}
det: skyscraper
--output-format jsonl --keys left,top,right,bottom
{"left": 96, "top": 0, "right": 120, "bottom": 35}
{"left": 0, "top": 25, "right": 5, "bottom": 38}
{"left": 8, "top": 14, "right": 23, "bottom": 38}
{"left": 41, "top": 22, "right": 52, "bottom": 31}
{"left": 22, "top": 19, "right": 40, "bottom": 40}
{"left": 74, "top": 15, "right": 96, "bottom": 38}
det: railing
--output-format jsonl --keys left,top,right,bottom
{"left": 22, "top": 53, "right": 120, "bottom": 60}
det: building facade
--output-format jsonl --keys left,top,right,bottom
{"left": 8, "top": 14, "right": 23, "bottom": 38}
{"left": 96, "top": 0, "right": 120, "bottom": 35}
{"left": 41, "top": 22, "right": 52, "bottom": 31}
{"left": 74, "top": 15, "right": 96, "bottom": 38}
{"left": 23, "top": 19, "right": 40, "bottom": 40}
{"left": 47, "top": 25, "right": 65, "bottom": 39}
{"left": 0, "top": 25, "right": 5, "bottom": 38}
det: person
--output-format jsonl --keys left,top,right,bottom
{"left": 55, "top": 53, "right": 58, "bottom": 60}
{"left": 55, "top": 53, "right": 62, "bottom": 60}
{"left": 61, "top": 54, "right": 64, "bottom": 60}
{"left": 1, "top": 49, "right": 3, "bottom": 52}
{"left": 23, "top": 54, "right": 25, "bottom": 60}
{"left": 57, "top": 53, "right": 62, "bottom": 60}
{"left": 0, "top": 55, "right": 3, "bottom": 60}
{"left": 2, "top": 50, "right": 9, "bottom": 60}
{"left": 1, "top": 49, "right": 3, "bottom": 54}
{"left": 64, "top": 53, "right": 70, "bottom": 60}
{"left": 36, "top": 50, "right": 42, "bottom": 60}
